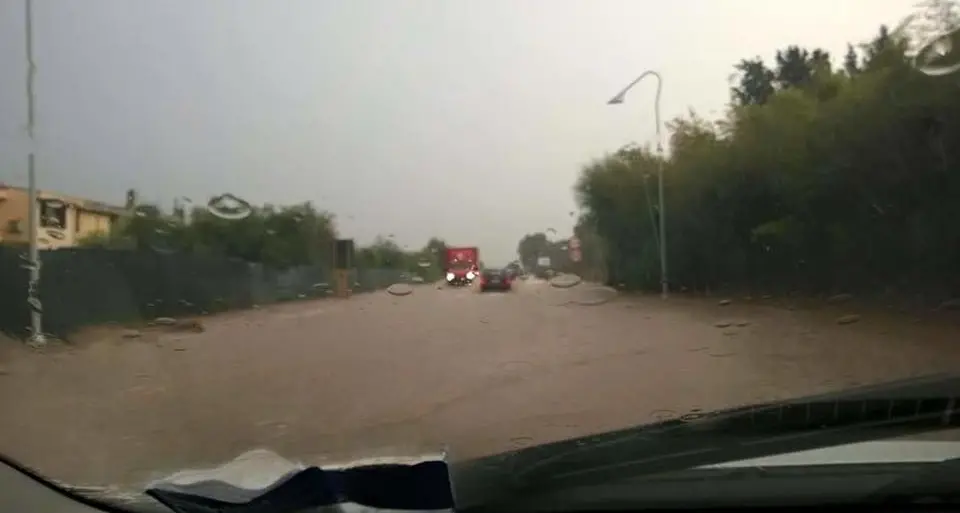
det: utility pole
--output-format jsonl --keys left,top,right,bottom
{"left": 24, "top": 0, "right": 45, "bottom": 345}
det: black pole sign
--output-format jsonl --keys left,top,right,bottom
{"left": 334, "top": 239, "right": 354, "bottom": 270}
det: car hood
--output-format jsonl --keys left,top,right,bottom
{"left": 145, "top": 439, "right": 960, "bottom": 489}
{"left": 134, "top": 440, "right": 960, "bottom": 506}
{"left": 700, "top": 438, "right": 960, "bottom": 468}
{"left": 143, "top": 440, "right": 960, "bottom": 489}
{"left": 7, "top": 441, "right": 960, "bottom": 513}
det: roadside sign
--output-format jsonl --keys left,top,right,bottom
{"left": 569, "top": 236, "right": 581, "bottom": 249}
{"left": 570, "top": 248, "right": 582, "bottom": 262}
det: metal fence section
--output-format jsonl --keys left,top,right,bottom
{"left": 249, "top": 264, "right": 331, "bottom": 305}
{"left": 0, "top": 246, "right": 408, "bottom": 339}
{"left": 0, "top": 247, "right": 30, "bottom": 339}
{"left": 353, "top": 268, "right": 409, "bottom": 293}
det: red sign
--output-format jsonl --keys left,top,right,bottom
{"left": 569, "top": 236, "right": 581, "bottom": 250}
{"left": 570, "top": 247, "right": 582, "bottom": 262}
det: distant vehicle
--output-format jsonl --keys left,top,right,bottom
{"left": 504, "top": 261, "right": 523, "bottom": 280}
{"left": 444, "top": 246, "right": 479, "bottom": 286}
{"left": 479, "top": 267, "right": 513, "bottom": 292}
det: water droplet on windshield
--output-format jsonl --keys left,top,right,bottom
{"left": 649, "top": 409, "right": 678, "bottom": 422}
{"left": 549, "top": 273, "right": 583, "bottom": 289}
{"left": 207, "top": 193, "right": 253, "bottom": 220}
{"left": 568, "top": 285, "right": 618, "bottom": 306}
{"left": 386, "top": 283, "right": 413, "bottom": 297}
{"left": 913, "top": 27, "right": 960, "bottom": 76}
{"left": 133, "top": 205, "right": 154, "bottom": 218}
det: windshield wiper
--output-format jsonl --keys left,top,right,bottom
{"left": 453, "top": 373, "right": 960, "bottom": 510}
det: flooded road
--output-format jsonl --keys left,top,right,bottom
{"left": 1, "top": 278, "right": 959, "bottom": 489}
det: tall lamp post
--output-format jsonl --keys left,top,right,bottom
{"left": 24, "top": 0, "right": 45, "bottom": 345}
{"left": 607, "top": 70, "right": 669, "bottom": 299}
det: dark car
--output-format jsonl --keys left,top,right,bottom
{"left": 479, "top": 268, "right": 513, "bottom": 292}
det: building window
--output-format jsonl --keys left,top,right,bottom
{"left": 39, "top": 199, "right": 67, "bottom": 230}
{"left": 5, "top": 219, "right": 22, "bottom": 234}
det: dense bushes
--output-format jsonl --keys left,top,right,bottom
{"left": 79, "top": 198, "right": 449, "bottom": 280}
{"left": 573, "top": 20, "right": 960, "bottom": 300}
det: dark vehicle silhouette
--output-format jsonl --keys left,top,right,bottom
{"left": 479, "top": 268, "right": 512, "bottom": 292}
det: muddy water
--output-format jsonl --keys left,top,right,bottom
{"left": 1, "top": 282, "right": 958, "bottom": 489}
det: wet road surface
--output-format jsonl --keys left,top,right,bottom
{"left": 1, "top": 278, "right": 960, "bottom": 490}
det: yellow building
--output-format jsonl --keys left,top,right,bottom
{"left": 0, "top": 184, "right": 124, "bottom": 249}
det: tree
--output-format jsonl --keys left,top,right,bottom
{"left": 515, "top": 230, "right": 581, "bottom": 276}
{"left": 78, "top": 195, "right": 447, "bottom": 277}
{"left": 843, "top": 44, "right": 861, "bottom": 76}
{"left": 422, "top": 237, "right": 448, "bottom": 268}
{"left": 573, "top": 22, "right": 960, "bottom": 300}
{"left": 516, "top": 232, "right": 550, "bottom": 270}
{"left": 731, "top": 58, "right": 775, "bottom": 106}
{"left": 357, "top": 236, "right": 407, "bottom": 269}
{"left": 774, "top": 46, "right": 815, "bottom": 90}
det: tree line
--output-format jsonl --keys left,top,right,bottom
{"left": 516, "top": 231, "right": 576, "bottom": 275}
{"left": 78, "top": 196, "right": 451, "bottom": 280}
{"left": 570, "top": 11, "right": 960, "bottom": 300}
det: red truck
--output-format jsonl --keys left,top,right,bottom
{"left": 444, "top": 246, "right": 479, "bottom": 286}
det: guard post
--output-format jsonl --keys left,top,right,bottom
{"left": 333, "top": 238, "right": 354, "bottom": 299}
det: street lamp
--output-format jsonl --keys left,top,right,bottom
{"left": 24, "top": 0, "right": 45, "bottom": 345}
{"left": 607, "top": 70, "right": 669, "bottom": 299}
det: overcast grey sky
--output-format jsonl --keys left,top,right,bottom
{"left": 0, "top": 0, "right": 912, "bottom": 264}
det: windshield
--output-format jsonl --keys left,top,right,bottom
{"left": 3, "top": 0, "right": 960, "bottom": 509}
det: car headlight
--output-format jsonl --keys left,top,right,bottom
{"left": 466, "top": 271, "right": 476, "bottom": 280}
{"left": 446, "top": 272, "right": 455, "bottom": 282}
